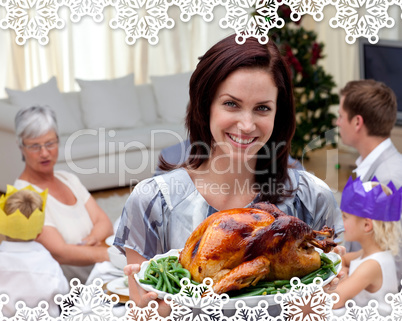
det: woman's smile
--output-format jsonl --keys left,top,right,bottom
{"left": 227, "top": 133, "right": 257, "bottom": 146}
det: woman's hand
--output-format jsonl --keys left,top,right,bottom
{"left": 37, "top": 226, "right": 110, "bottom": 264}
{"left": 124, "top": 263, "right": 171, "bottom": 317}
{"left": 80, "top": 235, "right": 101, "bottom": 246}
{"left": 323, "top": 245, "right": 346, "bottom": 292}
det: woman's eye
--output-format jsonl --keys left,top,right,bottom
{"left": 224, "top": 101, "right": 237, "bottom": 108}
{"left": 256, "top": 105, "right": 270, "bottom": 112}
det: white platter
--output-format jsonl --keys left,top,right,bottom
{"left": 107, "top": 277, "right": 129, "bottom": 297}
{"left": 135, "top": 248, "right": 342, "bottom": 307}
{"left": 134, "top": 249, "right": 180, "bottom": 300}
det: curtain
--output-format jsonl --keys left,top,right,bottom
{"left": 0, "top": 6, "right": 230, "bottom": 97}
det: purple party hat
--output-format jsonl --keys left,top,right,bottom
{"left": 340, "top": 176, "right": 402, "bottom": 221}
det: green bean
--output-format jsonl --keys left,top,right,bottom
{"left": 274, "top": 280, "right": 290, "bottom": 286}
{"left": 141, "top": 255, "right": 194, "bottom": 295}
{"left": 166, "top": 271, "right": 181, "bottom": 287}
{"left": 160, "top": 261, "right": 173, "bottom": 294}
{"left": 171, "top": 267, "right": 191, "bottom": 279}
{"left": 155, "top": 272, "right": 164, "bottom": 290}
{"left": 145, "top": 271, "right": 159, "bottom": 284}
{"left": 139, "top": 278, "right": 155, "bottom": 285}
{"left": 320, "top": 253, "right": 333, "bottom": 265}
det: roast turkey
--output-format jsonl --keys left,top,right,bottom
{"left": 179, "top": 203, "right": 337, "bottom": 294}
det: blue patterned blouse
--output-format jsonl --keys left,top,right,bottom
{"left": 114, "top": 168, "right": 344, "bottom": 259}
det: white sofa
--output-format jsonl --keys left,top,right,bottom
{"left": 0, "top": 73, "right": 191, "bottom": 192}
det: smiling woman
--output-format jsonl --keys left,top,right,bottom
{"left": 113, "top": 34, "right": 344, "bottom": 316}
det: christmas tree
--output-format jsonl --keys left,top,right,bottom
{"left": 269, "top": 6, "right": 339, "bottom": 159}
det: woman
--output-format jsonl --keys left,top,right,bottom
{"left": 115, "top": 34, "right": 344, "bottom": 313}
{"left": 14, "top": 106, "right": 114, "bottom": 283}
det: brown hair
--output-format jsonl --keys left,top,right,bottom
{"left": 340, "top": 79, "right": 397, "bottom": 137}
{"left": 161, "top": 34, "right": 296, "bottom": 204}
{"left": 4, "top": 190, "right": 43, "bottom": 218}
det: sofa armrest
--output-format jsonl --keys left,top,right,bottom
{"left": 0, "top": 100, "right": 19, "bottom": 133}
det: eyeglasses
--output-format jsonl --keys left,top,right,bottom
{"left": 22, "top": 139, "right": 59, "bottom": 153}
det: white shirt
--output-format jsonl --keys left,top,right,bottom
{"left": 353, "top": 138, "right": 392, "bottom": 179}
{"left": 14, "top": 170, "right": 93, "bottom": 245}
{"left": 349, "top": 251, "right": 397, "bottom": 316}
{"left": 0, "top": 241, "right": 69, "bottom": 318}
{"left": 14, "top": 170, "right": 94, "bottom": 283}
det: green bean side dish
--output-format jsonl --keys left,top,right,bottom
{"left": 139, "top": 253, "right": 341, "bottom": 297}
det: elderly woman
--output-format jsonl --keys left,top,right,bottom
{"left": 13, "top": 105, "right": 114, "bottom": 283}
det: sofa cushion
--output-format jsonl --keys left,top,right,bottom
{"left": 151, "top": 71, "right": 192, "bottom": 123}
{"left": 5, "top": 77, "right": 84, "bottom": 135}
{"left": 76, "top": 74, "right": 142, "bottom": 130}
{"left": 63, "top": 92, "right": 82, "bottom": 126}
{"left": 136, "top": 83, "right": 159, "bottom": 124}
{"left": 58, "top": 123, "right": 187, "bottom": 161}
{"left": 0, "top": 100, "right": 19, "bottom": 133}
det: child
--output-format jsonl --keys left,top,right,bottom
{"left": 0, "top": 185, "right": 69, "bottom": 318}
{"left": 331, "top": 177, "right": 402, "bottom": 316}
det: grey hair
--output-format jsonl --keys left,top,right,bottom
{"left": 15, "top": 106, "right": 58, "bottom": 147}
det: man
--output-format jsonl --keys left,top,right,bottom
{"left": 337, "top": 79, "right": 402, "bottom": 186}
{"left": 336, "top": 79, "right": 402, "bottom": 285}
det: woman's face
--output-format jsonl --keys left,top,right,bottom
{"left": 209, "top": 68, "right": 278, "bottom": 166}
{"left": 21, "top": 130, "right": 59, "bottom": 175}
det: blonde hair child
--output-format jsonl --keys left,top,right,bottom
{"left": 331, "top": 177, "right": 402, "bottom": 316}
{"left": 4, "top": 189, "right": 43, "bottom": 219}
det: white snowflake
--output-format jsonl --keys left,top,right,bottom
{"left": 396, "top": 0, "right": 402, "bottom": 18}
{"left": 64, "top": 0, "right": 111, "bottom": 22}
{"left": 9, "top": 301, "right": 55, "bottom": 321}
{"left": 173, "top": 0, "right": 220, "bottom": 22}
{"left": 122, "top": 300, "right": 162, "bottom": 321}
{"left": 228, "top": 300, "right": 274, "bottom": 321}
{"left": 109, "top": 0, "right": 175, "bottom": 45}
{"left": 0, "top": 0, "right": 65, "bottom": 45}
{"left": 282, "top": 0, "right": 332, "bottom": 21}
{"left": 275, "top": 278, "right": 338, "bottom": 321}
{"left": 329, "top": 0, "right": 396, "bottom": 44}
{"left": 337, "top": 300, "right": 384, "bottom": 321}
{"left": 166, "top": 278, "right": 229, "bottom": 321}
{"left": 54, "top": 278, "right": 120, "bottom": 321}
{"left": 0, "top": 294, "right": 9, "bottom": 319}
{"left": 385, "top": 282, "right": 402, "bottom": 321}
{"left": 219, "top": 0, "right": 284, "bottom": 44}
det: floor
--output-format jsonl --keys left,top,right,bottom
{"left": 92, "top": 146, "right": 358, "bottom": 200}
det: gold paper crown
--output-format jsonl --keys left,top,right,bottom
{"left": 0, "top": 185, "right": 48, "bottom": 240}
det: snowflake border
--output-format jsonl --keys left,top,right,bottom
{"left": 1, "top": 0, "right": 401, "bottom": 44}
{"left": 2, "top": 278, "right": 402, "bottom": 321}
